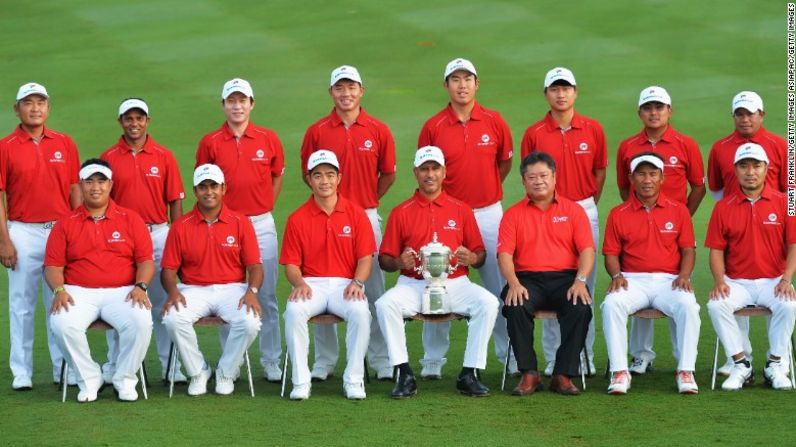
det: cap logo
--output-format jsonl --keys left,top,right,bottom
{"left": 54, "top": 151, "right": 62, "bottom": 159}
{"left": 112, "top": 231, "right": 121, "bottom": 239}
{"left": 226, "top": 235, "right": 235, "bottom": 244}
{"left": 150, "top": 166, "right": 158, "bottom": 175}
{"left": 343, "top": 225, "right": 351, "bottom": 234}
{"left": 769, "top": 213, "right": 777, "bottom": 222}
{"left": 669, "top": 156, "right": 678, "bottom": 165}
{"left": 665, "top": 222, "right": 674, "bottom": 230}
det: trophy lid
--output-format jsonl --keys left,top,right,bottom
{"left": 420, "top": 232, "right": 451, "bottom": 256}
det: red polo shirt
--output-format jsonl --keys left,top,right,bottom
{"left": 616, "top": 125, "right": 705, "bottom": 205}
{"left": 705, "top": 187, "right": 796, "bottom": 279}
{"left": 707, "top": 127, "right": 788, "bottom": 195}
{"left": 280, "top": 195, "right": 375, "bottom": 278}
{"left": 521, "top": 111, "right": 608, "bottom": 201}
{"left": 101, "top": 135, "right": 185, "bottom": 224}
{"left": 418, "top": 101, "right": 513, "bottom": 208}
{"left": 161, "top": 204, "right": 261, "bottom": 286}
{"left": 44, "top": 201, "right": 153, "bottom": 288}
{"left": 498, "top": 195, "right": 594, "bottom": 272}
{"left": 301, "top": 108, "right": 396, "bottom": 209}
{"left": 0, "top": 126, "right": 79, "bottom": 222}
{"left": 196, "top": 122, "right": 285, "bottom": 216}
{"left": 603, "top": 193, "right": 695, "bottom": 275}
{"left": 380, "top": 190, "right": 484, "bottom": 280}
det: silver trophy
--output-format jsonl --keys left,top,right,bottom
{"left": 413, "top": 232, "right": 458, "bottom": 314}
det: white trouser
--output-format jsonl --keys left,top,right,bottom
{"left": 313, "top": 208, "right": 389, "bottom": 371}
{"left": 601, "top": 273, "right": 701, "bottom": 372}
{"left": 106, "top": 224, "right": 179, "bottom": 373}
{"left": 163, "top": 283, "right": 261, "bottom": 378}
{"left": 542, "top": 197, "right": 598, "bottom": 364}
{"left": 708, "top": 276, "right": 796, "bottom": 361}
{"left": 7, "top": 220, "right": 64, "bottom": 381}
{"left": 50, "top": 285, "right": 152, "bottom": 393}
{"left": 377, "top": 276, "right": 498, "bottom": 369}
{"left": 283, "top": 277, "right": 371, "bottom": 386}
{"left": 219, "top": 213, "right": 280, "bottom": 368}
{"left": 421, "top": 201, "right": 509, "bottom": 366}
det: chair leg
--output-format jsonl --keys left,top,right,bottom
{"left": 364, "top": 356, "right": 370, "bottom": 384}
{"left": 789, "top": 338, "right": 796, "bottom": 390}
{"left": 61, "top": 360, "right": 68, "bottom": 403}
{"left": 500, "top": 339, "right": 511, "bottom": 391}
{"left": 711, "top": 336, "right": 720, "bottom": 391}
{"left": 140, "top": 365, "right": 148, "bottom": 400}
{"left": 245, "top": 350, "right": 255, "bottom": 397}
{"left": 580, "top": 350, "right": 587, "bottom": 391}
{"left": 280, "top": 350, "right": 289, "bottom": 398}
{"left": 169, "top": 343, "right": 177, "bottom": 398}
{"left": 604, "top": 358, "right": 611, "bottom": 379}
{"left": 141, "top": 362, "right": 149, "bottom": 389}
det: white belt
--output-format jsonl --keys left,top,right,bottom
{"left": 146, "top": 223, "right": 168, "bottom": 232}
{"left": 473, "top": 201, "right": 502, "bottom": 214}
{"left": 248, "top": 212, "right": 271, "bottom": 223}
{"left": 15, "top": 220, "right": 55, "bottom": 229}
{"left": 576, "top": 196, "right": 596, "bottom": 210}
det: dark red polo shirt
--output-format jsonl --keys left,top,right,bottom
{"left": 380, "top": 190, "right": 484, "bottom": 280}
{"left": 44, "top": 201, "right": 153, "bottom": 288}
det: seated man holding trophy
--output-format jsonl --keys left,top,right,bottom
{"left": 375, "top": 146, "right": 499, "bottom": 398}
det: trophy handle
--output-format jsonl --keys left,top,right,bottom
{"left": 448, "top": 252, "right": 458, "bottom": 273}
{"left": 406, "top": 248, "right": 423, "bottom": 275}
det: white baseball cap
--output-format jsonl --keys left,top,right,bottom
{"left": 630, "top": 154, "right": 665, "bottom": 173}
{"left": 444, "top": 58, "right": 477, "bottom": 81}
{"left": 222, "top": 78, "right": 254, "bottom": 100}
{"left": 307, "top": 149, "right": 340, "bottom": 171}
{"left": 193, "top": 163, "right": 225, "bottom": 186}
{"left": 330, "top": 65, "right": 362, "bottom": 86}
{"left": 16, "top": 82, "right": 49, "bottom": 101}
{"left": 734, "top": 143, "right": 769, "bottom": 164}
{"left": 79, "top": 163, "right": 113, "bottom": 181}
{"left": 414, "top": 146, "right": 446, "bottom": 167}
{"left": 118, "top": 98, "right": 149, "bottom": 117}
{"left": 732, "top": 91, "right": 764, "bottom": 113}
{"left": 638, "top": 86, "right": 671, "bottom": 107}
{"left": 544, "top": 67, "right": 576, "bottom": 88}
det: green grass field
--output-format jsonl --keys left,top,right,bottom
{"left": 0, "top": 1, "right": 791, "bottom": 445}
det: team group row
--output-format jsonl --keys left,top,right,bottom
{"left": 2, "top": 57, "right": 792, "bottom": 401}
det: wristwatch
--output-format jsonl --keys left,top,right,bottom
{"left": 249, "top": 286, "right": 259, "bottom": 295}
{"left": 576, "top": 275, "right": 587, "bottom": 283}
{"left": 135, "top": 282, "right": 149, "bottom": 292}
{"left": 352, "top": 279, "right": 365, "bottom": 290}
{"left": 52, "top": 286, "right": 65, "bottom": 295}
{"left": 611, "top": 273, "right": 623, "bottom": 280}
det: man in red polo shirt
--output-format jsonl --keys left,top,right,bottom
{"left": 521, "top": 67, "right": 606, "bottom": 375}
{"left": 498, "top": 151, "right": 594, "bottom": 396}
{"left": 196, "top": 78, "right": 285, "bottom": 382}
{"left": 100, "top": 98, "right": 186, "bottom": 384}
{"left": 707, "top": 91, "right": 785, "bottom": 375}
{"left": 45, "top": 159, "right": 154, "bottom": 402}
{"left": 615, "top": 86, "right": 706, "bottom": 376}
{"left": 0, "top": 82, "right": 81, "bottom": 390}
{"left": 281, "top": 150, "right": 375, "bottom": 400}
{"left": 161, "top": 164, "right": 263, "bottom": 396}
{"left": 418, "top": 57, "right": 514, "bottom": 378}
{"left": 300, "top": 65, "right": 396, "bottom": 381}
{"left": 376, "top": 146, "right": 498, "bottom": 398}
{"left": 602, "top": 152, "right": 701, "bottom": 395}
{"left": 706, "top": 143, "right": 796, "bottom": 391}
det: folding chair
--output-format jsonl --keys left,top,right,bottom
{"left": 280, "top": 313, "right": 370, "bottom": 398}
{"left": 604, "top": 308, "right": 668, "bottom": 378}
{"left": 501, "top": 310, "right": 590, "bottom": 391}
{"left": 166, "top": 316, "right": 254, "bottom": 398}
{"left": 711, "top": 305, "right": 796, "bottom": 390}
{"left": 398, "top": 312, "right": 471, "bottom": 381}
{"left": 59, "top": 319, "right": 148, "bottom": 402}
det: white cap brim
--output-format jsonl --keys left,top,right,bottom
{"left": 307, "top": 150, "right": 340, "bottom": 171}
{"left": 734, "top": 143, "right": 769, "bottom": 164}
{"left": 414, "top": 146, "right": 446, "bottom": 167}
{"left": 330, "top": 65, "right": 363, "bottom": 86}
{"left": 630, "top": 155, "right": 664, "bottom": 173}
{"left": 222, "top": 78, "right": 254, "bottom": 100}
{"left": 193, "top": 164, "right": 225, "bottom": 186}
{"left": 118, "top": 99, "right": 149, "bottom": 117}
{"left": 444, "top": 58, "right": 477, "bottom": 81}
{"left": 79, "top": 164, "right": 113, "bottom": 180}
{"left": 16, "top": 83, "right": 49, "bottom": 101}
{"left": 544, "top": 67, "right": 576, "bottom": 88}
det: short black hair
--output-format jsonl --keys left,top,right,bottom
{"left": 520, "top": 151, "right": 556, "bottom": 176}
{"left": 81, "top": 158, "right": 111, "bottom": 170}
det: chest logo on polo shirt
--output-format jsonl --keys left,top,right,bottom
{"left": 552, "top": 216, "right": 569, "bottom": 223}
{"left": 443, "top": 219, "right": 458, "bottom": 230}
{"left": 256, "top": 149, "right": 265, "bottom": 158}
{"left": 579, "top": 142, "right": 588, "bottom": 151}
{"left": 49, "top": 150, "right": 66, "bottom": 163}
{"left": 146, "top": 165, "right": 161, "bottom": 178}
{"left": 668, "top": 156, "right": 678, "bottom": 166}
{"left": 358, "top": 140, "right": 373, "bottom": 152}
{"left": 338, "top": 225, "right": 352, "bottom": 238}
{"left": 108, "top": 230, "right": 126, "bottom": 243}
{"left": 477, "top": 134, "right": 495, "bottom": 147}
{"left": 764, "top": 213, "right": 781, "bottom": 226}
{"left": 665, "top": 222, "right": 674, "bottom": 230}
{"left": 251, "top": 149, "right": 268, "bottom": 162}
{"left": 222, "top": 235, "right": 239, "bottom": 247}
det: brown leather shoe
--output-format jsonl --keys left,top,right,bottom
{"left": 549, "top": 375, "right": 580, "bottom": 395}
{"left": 512, "top": 372, "right": 543, "bottom": 396}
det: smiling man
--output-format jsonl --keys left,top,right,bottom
{"left": 196, "top": 78, "right": 285, "bottom": 382}
{"left": 521, "top": 67, "right": 606, "bottom": 376}
{"left": 417, "top": 57, "right": 514, "bottom": 378}
{"left": 45, "top": 159, "right": 154, "bottom": 402}
{"left": 0, "top": 82, "right": 82, "bottom": 390}
{"left": 706, "top": 143, "right": 796, "bottom": 391}
{"left": 376, "top": 146, "right": 498, "bottom": 399}
{"left": 100, "top": 98, "right": 186, "bottom": 384}
{"left": 161, "top": 164, "right": 263, "bottom": 396}
{"left": 614, "top": 86, "right": 705, "bottom": 376}
{"left": 300, "top": 65, "right": 396, "bottom": 381}
{"left": 601, "top": 152, "right": 701, "bottom": 395}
